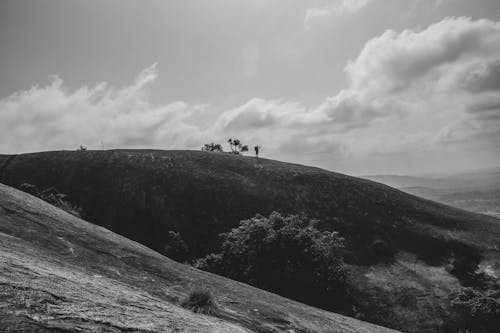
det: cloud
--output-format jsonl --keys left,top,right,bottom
{"left": 346, "top": 17, "right": 500, "bottom": 94}
{"left": 427, "top": 0, "right": 455, "bottom": 8}
{"left": 215, "top": 16, "right": 500, "bottom": 167}
{"left": 305, "top": 0, "right": 457, "bottom": 30}
{"left": 1, "top": 16, "right": 500, "bottom": 173}
{"left": 0, "top": 64, "right": 206, "bottom": 153}
{"left": 304, "top": 0, "right": 374, "bottom": 29}
{"left": 340, "top": 17, "right": 500, "bottom": 148}
{"left": 216, "top": 98, "right": 290, "bottom": 131}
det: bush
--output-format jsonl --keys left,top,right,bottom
{"left": 163, "top": 231, "right": 189, "bottom": 262}
{"left": 201, "top": 142, "right": 223, "bottom": 152}
{"left": 181, "top": 287, "right": 218, "bottom": 315}
{"left": 195, "top": 212, "right": 349, "bottom": 311}
{"left": 18, "top": 183, "right": 81, "bottom": 217}
{"left": 451, "top": 287, "right": 500, "bottom": 332}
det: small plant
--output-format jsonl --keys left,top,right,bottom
{"left": 181, "top": 287, "right": 218, "bottom": 315}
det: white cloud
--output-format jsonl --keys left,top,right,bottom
{"left": 1, "top": 17, "right": 500, "bottom": 174}
{"left": 346, "top": 17, "right": 500, "bottom": 94}
{"left": 217, "top": 16, "right": 500, "bottom": 167}
{"left": 0, "top": 64, "right": 205, "bottom": 153}
{"left": 342, "top": 16, "right": 500, "bottom": 147}
{"left": 304, "top": 0, "right": 374, "bottom": 29}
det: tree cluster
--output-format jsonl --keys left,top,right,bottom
{"left": 201, "top": 142, "right": 223, "bottom": 152}
{"left": 201, "top": 138, "right": 253, "bottom": 155}
{"left": 227, "top": 138, "right": 248, "bottom": 154}
{"left": 194, "top": 212, "right": 350, "bottom": 311}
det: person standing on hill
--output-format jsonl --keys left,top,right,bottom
{"left": 254, "top": 145, "right": 260, "bottom": 157}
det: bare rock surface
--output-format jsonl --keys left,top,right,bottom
{"left": 0, "top": 183, "right": 399, "bottom": 333}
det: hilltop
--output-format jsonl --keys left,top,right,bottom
{"left": 1, "top": 149, "right": 500, "bottom": 332}
{"left": 0, "top": 183, "right": 399, "bottom": 332}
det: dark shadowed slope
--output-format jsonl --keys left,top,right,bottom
{"left": 0, "top": 183, "right": 399, "bottom": 333}
{"left": 0, "top": 150, "right": 499, "bottom": 258}
{"left": 1, "top": 150, "right": 500, "bottom": 332}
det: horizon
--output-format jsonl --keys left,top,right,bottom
{"left": 1, "top": 0, "right": 500, "bottom": 175}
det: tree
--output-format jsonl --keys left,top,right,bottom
{"left": 195, "top": 212, "right": 349, "bottom": 311}
{"left": 201, "top": 142, "right": 223, "bottom": 152}
{"left": 227, "top": 138, "right": 249, "bottom": 155}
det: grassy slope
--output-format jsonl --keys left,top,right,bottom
{"left": 0, "top": 183, "right": 398, "bottom": 333}
{"left": 1, "top": 150, "right": 500, "bottom": 332}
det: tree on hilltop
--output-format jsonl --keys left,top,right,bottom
{"left": 201, "top": 142, "right": 223, "bottom": 152}
{"left": 227, "top": 138, "right": 248, "bottom": 155}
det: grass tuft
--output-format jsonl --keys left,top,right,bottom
{"left": 181, "top": 287, "right": 218, "bottom": 315}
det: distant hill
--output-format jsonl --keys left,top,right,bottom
{"left": 0, "top": 183, "right": 399, "bottom": 332}
{"left": 364, "top": 168, "right": 500, "bottom": 191}
{"left": 362, "top": 174, "right": 450, "bottom": 189}
{"left": 1, "top": 149, "right": 500, "bottom": 332}
{"left": 364, "top": 171, "right": 500, "bottom": 218}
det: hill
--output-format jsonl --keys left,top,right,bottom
{"left": 0, "top": 183, "right": 400, "bottom": 332}
{"left": 1, "top": 149, "right": 500, "bottom": 332}
{"left": 364, "top": 169, "right": 500, "bottom": 191}
{"left": 364, "top": 172, "right": 500, "bottom": 218}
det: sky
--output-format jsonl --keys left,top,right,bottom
{"left": 1, "top": 0, "right": 500, "bottom": 175}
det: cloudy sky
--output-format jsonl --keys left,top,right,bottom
{"left": 1, "top": 0, "right": 500, "bottom": 175}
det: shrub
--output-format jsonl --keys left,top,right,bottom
{"left": 18, "top": 183, "right": 81, "bottom": 217}
{"left": 163, "top": 231, "right": 189, "bottom": 262}
{"left": 451, "top": 287, "right": 500, "bottom": 332}
{"left": 195, "top": 212, "right": 349, "bottom": 311}
{"left": 19, "top": 183, "right": 41, "bottom": 197}
{"left": 201, "top": 142, "right": 223, "bottom": 152}
{"left": 181, "top": 287, "right": 218, "bottom": 315}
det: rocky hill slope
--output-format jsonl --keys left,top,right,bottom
{"left": 1, "top": 150, "right": 499, "bottom": 332}
{"left": 0, "top": 183, "right": 399, "bottom": 333}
